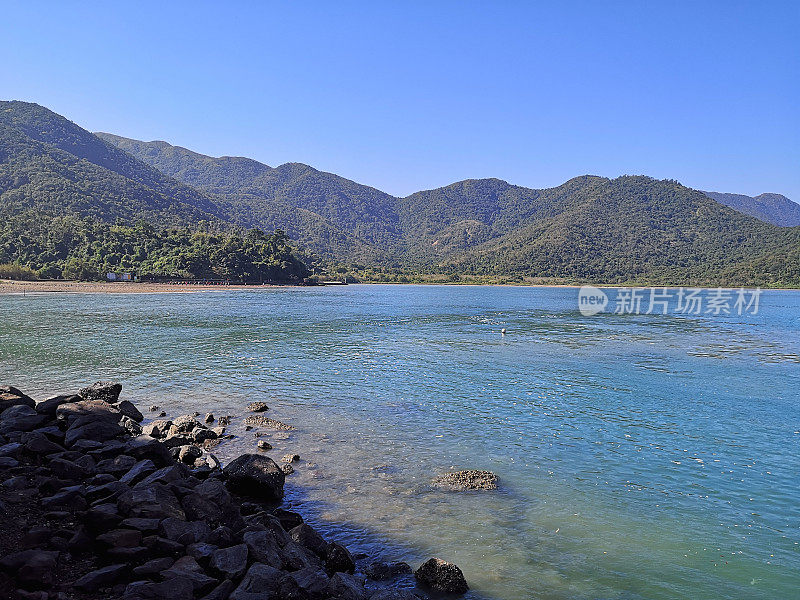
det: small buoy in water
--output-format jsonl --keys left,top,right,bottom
{"left": 501, "top": 328, "right": 507, "bottom": 335}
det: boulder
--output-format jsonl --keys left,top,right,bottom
{"left": 210, "top": 544, "right": 248, "bottom": 579}
{"left": 200, "top": 579, "right": 235, "bottom": 600}
{"left": 22, "top": 431, "right": 64, "bottom": 455}
{"left": 117, "top": 400, "right": 144, "bottom": 422}
{"left": 96, "top": 528, "right": 143, "bottom": 548}
{"left": 242, "top": 530, "right": 283, "bottom": 569}
{"left": 289, "top": 566, "right": 330, "bottom": 598}
{"left": 119, "top": 415, "right": 143, "bottom": 436}
{"left": 119, "top": 459, "right": 157, "bottom": 485}
{"left": 171, "top": 415, "right": 201, "bottom": 433}
{"left": 229, "top": 563, "right": 283, "bottom": 600}
{"left": 125, "top": 435, "right": 173, "bottom": 467}
{"left": 65, "top": 419, "right": 125, "bottom": 447}
{"left": 0, "top": 405, "right": 47, "bottom": 434}
{"left": 289, "top": 523, "right": 327, "bottom": 557}
{"left": 223, "top": 454, "right": 285, "bottom": 500}
{"left": 414, "top": 557, "right": 468, "bottom": 593}
{"left": 132, "top": 557, "right": 175, "bottom": 577}
{"left": 0, "top": 549, "right": 59, "bottom": 589}
{"left": 79, "top": 381, "right": 123, "bottom": 404}
{"left": 118, "top": 483, "right": 186, "bottom": 520}
{"left": 142, "top": 420, "right": 172, "bottom": 439}
{"left": 246, "top": 402, "right": 269, "bottom": 413}
{"left": 56, "top": 399, "right": 121, "bottom": 427}
{"left": 0, "top": 385, "right": 35, "bottom": 412}
{"left": 325, "top": 542, "right": 356, "bottom": 575}
{"left": 363, "top": 561, "right": 413, "bottom": 580}
{"left": 160, "top": 518, "right": 211, "bottom": 545}
{"left": 160, "top": 556, "right": 218, "bottom": 595}
{"left": 35, "top": 394, "right": 80, "bottom": 416}
{"left": 432, "top": 469, "right": 498, "bottom": 491}
{"left": 72, "top": 563, "right": 127, "bottom": 591}
{"left": 124, "top": 577, "right": 194, "bottom": 600}
{"left": 327, "top": 572, "right": 367, "bottom": 600}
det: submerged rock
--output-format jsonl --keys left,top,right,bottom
{"left": 415, "top": 557, "right": 469, "bottom": 593}
{"left": 432, "top": 469, "right": 498, "bottom": 491}
{"left": 246, "top": 401, "right": 269, "bottom": 412}
{"left": 243, "top": 415, "right": 295, "bottom": 430}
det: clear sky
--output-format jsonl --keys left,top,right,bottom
{"left": 2, "top": 1, "right": 798, "bottom": 199}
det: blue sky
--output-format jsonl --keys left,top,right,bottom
{"left": 2, "top": 1, "right": 798, "bottom": 199}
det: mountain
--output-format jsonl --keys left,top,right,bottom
{"left": 2, "top": 101, "right": 798, "bottom": 286}
{"left": 702, "top": 190, "right": 800, "bottom": 227}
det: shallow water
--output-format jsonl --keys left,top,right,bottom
{"left": 1, "top": 285, "right": 798, "bottom": 599}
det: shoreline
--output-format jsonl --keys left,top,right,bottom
{"left": 0, "top": 382, "right": 467, "bottom": 599}
{"left": 2, "top": 279, "right": 800, "bottom": 295}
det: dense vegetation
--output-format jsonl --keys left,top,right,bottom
{"left": 2, "top": 101, "right": 799, "bottom": 286}
{"left": 703, "top": 191, "right": 800, "bottom": 227}
{"left": 0, "top": 212, "right": 309, "bottom": 281}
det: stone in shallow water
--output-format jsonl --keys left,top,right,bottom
{"left": 432, "top": 469, "right": 498, "bottom": 490}
{"left": 246, "top": 401, "right": 269, "bottom": 412}
{"left": 243, "top": 415, "right": 295, "bottom": 430}
{"left": 79, "top": 381, "right": 123, "bottom": 404}
{"left": 223, "top": 453, "right": 285, "bottom": 500}
{"left": 415, "top": 557, "right": 469, "bottom": 593}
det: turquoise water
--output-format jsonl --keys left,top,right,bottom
{"left": 1, "top": 285, "right": 798, "bottom": 599}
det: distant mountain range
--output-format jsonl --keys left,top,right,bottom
{"left": 2, "top": 100, "right": 799, "bottom": 286}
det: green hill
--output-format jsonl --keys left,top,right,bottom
{"left": 702, "top": 190, "right": 800, "bottom": 227}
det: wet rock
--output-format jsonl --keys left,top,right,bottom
{"left": 192, "top": 427, "right": 217, "bottom": 443}
{"left": 242, "top": 530, "right": 283, "bottom": 569}
{"left": 243, "top": 415, "right": 295, "bottom": 430}
{"left": 325, "top": 542, "right": 356, "bottom": 575}
{"left": 274, "top": 508, "right": 303, "bottom": 530}
{"left": 162, "top": 434, "right": 194, "bottom": 449}
{"left": 125, "top": 435, "right": 173, "bottom": 467}
{"left": 56, "top": 399, "right": 121, "bottom": 427}
{"left": 281, "top": 464, "right": 294, "bottom": 475}
{"left": 204, "top": 413, "right": 214, "bottom": 423}
{"left": 246, "top": 402, "right": 269, "bottom": 413}
{"left": 223, "top": 454, "right": 285, "bottom": 500}
{"left": 414, "top": 558, "right": 468, "bottom": 593}
{"left": 177, "top": 444, "right": 202, "bottom": 465}
{"left": 282, "top": 453, "right": 300, "bottom": 463}
{"left": 171, "top": 415, "right": 201, "bottom": 433}
{"left": 73, "top": 563, "right": 128, "bottom": 591}
{"left": 257, "top": 440, "right": 272, "bottom": 450}
{"left": 432, "top": 469, "right": 498, "bottom": 491}
{"left": 0, "top": 405, "right": 48, "bottom": 434}
{"left": 79, "top": 381, "right": 123, "bottom": 403}
{"left": 364, "top": 561, "right": 413, "bottom": 580}
{"left": 217, "top": 416, "right": 231, "bottom": 426}
{"left": 290, "top": 523, "right": 327, "bottom": 556}
{"left": 124, "top": 577, "right": 194, "bottom": 600}
{"left": 289, "top": 566, "right": 330, "bottom": 597}
{"left": 161, "top": 556, "right": 218, "bottom": 594}
{"left": 210, "top": 544, "right": 248, "bottom": 579}
{"left": 22, "top": 431, "right": 64, "bottom": 455}
{"left": 118, "top": 400, "right": 144, "bottom": 422}
{"left": 65, "top": 419, "right": 125, "bottom": 447}
{"left": 35, "top": 394, "right": 80, "bottom": 416}
{"left": 118, "top": 483, "right": 186, "bottom": 520}
{"left": 0, "top": 385, "right": 35, "bottom": 411}
{"left": 229, "top": 563, "right": 283, "bottom": 600}
{"left": 149, "top": 405, "right": 160, "bottom": 412}
{"left": 281, "top": 541, "right": 324, "bottom": 571}
{"left": 327, "top": 572, "right": 367, "bottom": 600}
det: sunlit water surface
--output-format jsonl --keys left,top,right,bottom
{"left": 1, "top": 285, "right": 798, "bottom": 599}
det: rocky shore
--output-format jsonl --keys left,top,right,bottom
{"left": 0, "top": 383, "right": 468, "bottom": 600}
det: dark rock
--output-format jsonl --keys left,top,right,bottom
{"left": 171, "top": 415, "right": 201, "bottom": 433}
{"left": 73, "top": 563, "right": 127, "bottom": 591}
{"left": 244, "top": 512, "right": 290, "bottom": 546}
{"left": 137, "top": 464, "right": 190, "bottom": 487}
{"left": 0, "top": 385, "right": 35, "bottom": 411}
{"left": 121, "top": 517, "right": 161, "bottom": 532}
{"left": 246, "top": 402, "right": 269, "bottom": 413}
{"left": 192, "top": 427, "right": 218, "bottom": 443}
{"left": 85, "top": 480, "right": 129, "bottom": 504}
{"left": 210, "top": 544, "right": 248, "bottom": 579}
{"left": 432, "top": 469, "right": 498, "bottom": 491}
{"left": 281, "top": 540, "right": 324, "bottom": 571}
{"left": 65, "top": 419, "right": 125, "bottom": 447}
{"left": 182, "top": 478, "right": 240, "bottom": 527}
{"left": 97, "top": 454, "right": 137, "bottom": 475}
{"left": 282, "top": 453, "right": 300, "bottom": 463}
{"left": 149, "top": 405, "right": 160, "bottom": 412}
{"left": 289, "top": 566, "right": 330, "bottom": 598}
{"left": 49, "top": 457, "right": 91, "bottom": 480}
{"left": 363, "top": 561, "right": 413, "bottom": 581}
{"left": 20, "top": 526, "right": 53, "bottom": 549}
{"left": 143, "top": 536, "right": 185, "bottom": 556}
{"left": 200, "top": 579, "right": 235, "bottom": 600}
{"left": 257, "top": 440, "right": 272, "bottom": 450}
{"left": 67, "top": 526, "right": 93, "bottom": 553}
{"left": 208, "top": 526, "right": 236, "bottom": 548}
{"left": 132, "top": 557, "right": 174, "bottom": 577}
{"left": 187, "top": 542, "right": 218, "bottom": 564}
{"left": 125, "top": 435, "right": 173, "bottom": 467}
{"left": 22, "top": 431, "right": 64, "bottom": 455}
{"left": 223, "top": 454, "right": 285, "bottom": 500}
{"left": 56, "top": 399, "right": 121, "bottom": 427}
{"left": 415, "top": 558, "right": 468, "bottom": 593}
{"left": 162, "top": 434, "right": 194, "bottom": 449}
{"left": 325, "top": 542, "right": 356, "bottom": 574}
{"left": 242, "top": 530, "right": 283, "bottom": 569}
{"left": 0, "top": 549, "right": 59, "bottom": 589}
{"left": 35, "top": 394, "right": 80, "bottom": 416}
{"left": 243, "top": 415, "right": 295, "bottom": 430}
{"left": 79, "top": 381, "right": 123, "bottom": 404}
{"left": 290, "top": 523, "right": 327, "bottom": 557}
{"left": 97, "top": 528, "right": 143, "bottom": 548}
{"left": 124, "top": 577, "right": 194, "bottom": 600}
{"left": 327, "top": 572, "right": 368, "bottom": 600}
{"left": 204, "top": 413, "right": 214, "bottom": 424}
{"left": 120, "top": 459, "right": 158, "bottom": 485}
{"left": 281, "top": 464, "right": 294, "bottom": 475}
{"left": 41, "top": 488, "right": 87, "bottom": 511}
{"left": 0, "top": 441, "right": 23, "bottom": 458}
{"left": 161, "top": 556, "right": 218, "bottom": 594}
{"left": 177, "top": 444, "right": 202, "bottom": 465}
{"left": 85, "top": 503, "right": 123, "bottom": 532}
{"left": 274, "top": 508, "right": 303, "bottom": 530}
{"left": 118, "top": 400, "right": 144, "bottom": 422}
{"left": 0, "top": 456, "right": 20, "bottom": 468}
{"left": 107, "top": 545, "right": 151, "bottom": 561}
{"left": 160, "top": 517, "right": 211, "bottom": 545}
{"left": 368, "top": 591, "right": 425, "bottom": 600}
{"left": 120, "top": 415, "right": 144, "bottom": 436}
{"left": 118, "top": 483, "right": 186, "bottom": 520}
{"left": 142, "top": 420, "right": 172, "bottom": 439}
{"left": 229, "top": 563, "right": 283, "bottom": 600}
{"left": 0, "top": 405, "right": 48, "bottom": 434}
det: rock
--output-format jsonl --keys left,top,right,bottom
{"left": 281, "top": 464, "right": 294, "bottom": 475}
{"left": 327, "top": 572, "right": 367, "bottom": 600}
{"left": 210, "top": 544, "right": 248, "bottom": 579}
{"left": 161, "top": 556, "right": 218, "bottom": 595}
{"left": 56, "top": 399, "right": 121, "bottom": 427}
{"left": 200, "top": 579, "right": 235, "bottom": 600}
{"left": 204, "top": 413, "right": 214, "bottom": 423}
{"left": 97, "top": 454, "right": 137, "bottom": 475}
{"left": 432, "top": 469, "right": 498, "bottom": 490}
{"left": 120, "top": 459, "right": 158, "bottom": 485}
{"left": 160, "top": 517, "right": 211, "bottom": 545}
{"left": 73, "top": 563, "right": 128, "bottom": 591}
{"left": 142, "top": 420, "right": 172, "bottom": 438}
{"left": 217, "top": 416, "right": 231, "bottom": 426}
{"left": 368, "top": 591, "right": 425, "bottom": 600}
{"left": 118, "top": 400, "right": 144, "bottom": 422}
{"left": 118, "top": 483, "right": 186, "bottom": 520}
{"left": 208, "top": 526, "right": 236, "bottom": 548}
{"left": 124, "top": 577, "right": 194, "bottom": 600}
{"left": 281, "top": 541, "right": 324, "bottom": 571}
{"left": 0, "top": 549, "right": 59, "bottom": 589}
{"left": 177, "top": 444, "right": 202, "bottom": 465}
{"left": 132, "top": 557, "right": 175, "bottom": 577}
{"left": 0, "top": 456, "right": 19, "bottom": 468}
{"left": 187, "top": 541, "right": 218, "bottom": 563}
{"left": 158, "top": 411, "right": 167, "bottom": 417}
{"left": 68, "top": 526, "right": 94, "bottom": 553}
{"left": 137, "top": 464, "right": 190, "bottom": 487}
{"left": 363, "top": 561, "right": 413, "bottom": 580}
{"left": 22, "top": 431, "right": 64, "bottom": 455}
{"left": 257, "top": 440, "right": 272, "bottom": 450}
{"left": 290, "top": 523, "right": 327, "bottom": 556}
{"left": 192, "top": 427, "right": 217, "bottom": 443}
{"left": 79, "top": 381, "right": 123, "bottom": 403}
{"left": 97, "top": 528, "right": 143, "bottom": 548}
{"left": 325, "top": 542, "right": 356, "bottom": 574}
{"left": 149, "top": 405, "right": 160, "bottom": 412}
{"left": 414, "top": 557, "right": 468, "bottom": 593}
{"left": 273, "top": 508, "right": 303, "bottom": 530}
{"left": 20, "top": 526, "right": 53, "bottom": 549}
{"left": 0, "top": 405, "right": 48, "bottom": 433}
{"left": 243, "top": 415, "right": 295, "bottom": 430}
{"left": 171, "top": 415, "right": 201, "bottom": 433}
{"left": 182, "top": 478, "right": 240, "bottom": 527}
{"left": 35, "top": 394, "right": 80, "bottom": 416}
{"left": 162, "top": 434, "right": 194, "bottom": 449}
{"left": 0, "top": 385, "right": 35, "bottom": 411}
{"left": 121, "top": 517, "right": 161, "bottom": 532}
{"left": 49, "top": 457, "right": 92, "bottom": 480}
{"left": 65, "top": 419, "right": 125, "bottom": 447}
{"left": 125, "top": 435, "right": 173, "bottom": 467}
{"left": 246, "top": 402, "right": 269, "bottom": 413}
{"left": 0, "top": 441, "right": 23, "bottom": 458}
{"left": 85, "top": 503, "right": 124, "bottom": 532}
{"left": 229, "top": 563, "right": 283, "bottom": 600}
{"left": 242, "top": 530, "right": 283, "bottom": 569}
{"left": 289, "top": 566, "right": 330, "bottom": 598}
{"left": 120, "top": 415, "right": 143, "bottom": 436}
{"left": 41, "top": 488, "right": 87, "bottom": 511}
{"left": 282, "top": 453, "right": 300, "bottom": 463}
{"left": 223, "top": 454, "right": 285, "bottom": 500}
